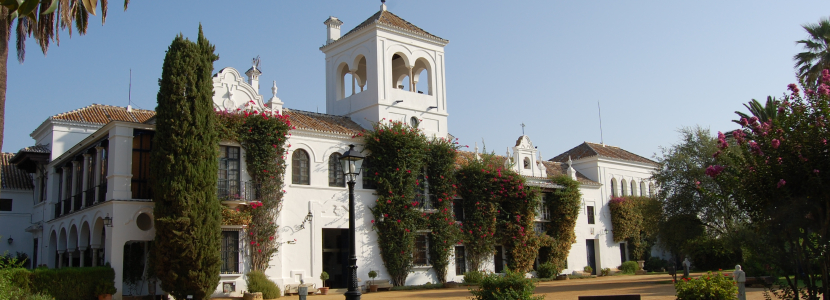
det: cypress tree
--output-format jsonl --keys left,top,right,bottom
{"left": 150, "top": 25, "right": 221, "bottom": 300}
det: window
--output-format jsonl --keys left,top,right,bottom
{"left": 86, "top": 154, "right": 95, "bottom": 192}
{"left": 533, "top": 222, "right": 546, "bottom": 235}
{"left": 74, "top": 161, "right": 83, "bottom": 196}
{"left": 640, "top": 182, "right": 646, "bottom": 197}
{"left": 410, "top": 117, "right": 420, "bottom": 128}
{"left": 131, "top": 131, "right": 153, "bottom": 199}
{"left": 63, "top": 167, "right": 72, "bottom": 200}
{"left": 453, "top": 199, "right": 464, "bottom": 222}
{"left": 0, "top": 199, "right": 11, "bottom": 211}
{"left": 218, "top": 146, "right": 241, "bottom": 199}
{"left": 38, "top": 174, "right": 47, "bottom": 203}
{"left": 587, "top": 206, "right": 595, "bottom": 225}
{"left": 630, "top": 180, "right": 637, "bottom": 196}
{"left": 620, "top": 243, "right": 627, "bottom": 262}
{"left": 99, "top": 145, "right": 108, "bottom": 186}
{"left": 415, "top": 168, "right": 432, "bottom": 210}
{"left": 494, "top": 246, "right": 505, "bottom": 273}
{"left": 523, "top": 157, "right": 530, "bottom": 169}
{"left": 221, "top": 230, "right": 240, "bottom": 273}
{"left": 649, "top": 183, "right": 655, "bottom": 197}
{"left": 292, "top": 149, "right": 310, "bottom": 185}
{"left": 455, "top": 246, "right": 466, "bottom": 275}
{"left": 97, "top": 145, "right": 108, "bottom": 203}
{"left": 328, "top": 153, "right": 345, "bottom": 187}
{"left": 536, "top": 201, "right": 550, "bottom": 221}
{"left": 610, "top": 178, "right": 617, "bottom": 197}
{"left": 413, "top": 234, "right": 429, "bottom": 266}
{"left": 362, "top": 156, "right": 376, "bottom": 189}
{"left": 32, "top": 238, "right": 38, "bottom": 268}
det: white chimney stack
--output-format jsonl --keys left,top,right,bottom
{"left": 324, "top": 16, "right": 344, "bottom": 44}
{"left": 245, "top": 61, "right": 262, "bottom": 93}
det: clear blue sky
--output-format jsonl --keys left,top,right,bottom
{"left": 6, "top": 0, "right": 830, "bottom": 160}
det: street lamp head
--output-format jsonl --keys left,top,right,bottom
{"left": 7, "top": 236, "right": 12, "bottom": 245}
{"left": 103, "top": 215, "right": 113, "bottom": 227}
{"left": 339, "top": 144, "right": 364, "bottom": 182}
{"left": 306, "top": 211, "right": 313, "bottom": 223}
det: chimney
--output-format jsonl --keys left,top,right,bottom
{"left": 324, "top": 16, "right": 344, "bottom": 44}
{"left": 245, "top": 65, "right": 261, "bottom": 92}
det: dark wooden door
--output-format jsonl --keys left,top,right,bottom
{"left": 586, "top": 239, "right": 597, "bottom": 275}
{"left": 495, "top": 246, "right": 504, "bottom": 273}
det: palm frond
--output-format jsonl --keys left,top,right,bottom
{"left": 101, "top": 0, "right": 107, "bottom": 25}
{"left": 123, "top": 0, "right": 128, "bottom": 11}
{"left": 16, "top": 17, "right": 28, "bottom": 63}
{"left": 36, "top": 1, "right": 56, "bottom": 56}
{"left": 73, "top": 0, "right": 88, "bottom": 35}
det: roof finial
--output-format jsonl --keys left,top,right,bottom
{"left": 521, "top": 123, "right": 526, "bottom": 136}
{"left": 381, "top": 0, "right": 387, "bottom": 11}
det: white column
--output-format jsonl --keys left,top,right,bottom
{"left": 79, "top": 246, "right": 86, "bottom": 267}
{"left": 91, "top": 247, "right": 98, "bottom": 267}
{"left": 57, "top": 250, "right": 64, "bottom": 268}
{"left": 66, "top": 250, "right": 74, "bottom": 267}
{"left": 409, "top": 67, "right": 414, "bottom": 92}
{"left": 109, "top": 126, "right": 134, "bottom": 200}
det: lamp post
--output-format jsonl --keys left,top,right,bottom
{"left": 339, "top": 144, "right": 364, "bottom": 300}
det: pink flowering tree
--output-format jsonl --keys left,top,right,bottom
{"left": 708, "top": 72, "right": 830, "bottom": 299}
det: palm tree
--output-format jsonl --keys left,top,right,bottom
{"left": 0, "top": 0, "right": 128, "bottom": 187}
{"left": 794, "top": 17, "right": 830, "bottom": 86}
{"left": 732, "top": 96, "right": 779, "bottom": 125}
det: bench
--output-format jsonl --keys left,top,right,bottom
{"left": 366, "top": 279, "right": 393, "bottom": 291}
{"left": 284, "top": 283, "right": 318, "bottom": 296}
{"left": 578, "top": 295, "right": 641, "bottom": 300}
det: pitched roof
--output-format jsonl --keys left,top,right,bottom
{"left": 454, "top": 151, "right": 600, "bottom": 186}
{"left": 549, "top": 142, "right": 657, "bottom": 166}
{"left": 17, "top": 145, "right": 50, "bottom": 154}
{"left": 284, "top": 109, "right": 365, "bottom": 136}
{"left": 338, "top": 9, "right": 447, "bottom": 44}
{"left": 49, "top": 104, "right": 156, "bottom": 125}
{"left": 1, "top": 153, "right": 33, "bottom": 190}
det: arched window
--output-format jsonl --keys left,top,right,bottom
{"left": 630, "top": 180, "right": 637, "bottom": 196}
{"left": 610, "top": 178, "right": 617, "bottom": 197}
{"left": 621, "top": 179, "right": 628, "bottom": 196}
{"left": 292, "top": 149, "right": 310, "bottom": 185}
{"left": 329, "top": 153, "right": 344, "bottom": 187}
{"left": 523, "top": 157, "right": 531, "bottom": 169}
{"left": 413, "top": 57, "right": 432, "bottom": 95}
{"left": 649, "top": 183, "right": 655, "bottom": 197}
{"left": 640, "top": 181, "right": 646, "bottom": 197}
{"left": 391, "top": 53, "right": 411, "bottom": 91}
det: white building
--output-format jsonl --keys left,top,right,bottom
{"left": 2, "top": 3, "right": 657, "bottom": 299}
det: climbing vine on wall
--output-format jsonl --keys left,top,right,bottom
{"left": 364, "top": 119, "right": 429, "bottom": 286}
{"left": 216, "top": 103, "right": 293, "bottom": 271}
{"left": 609, "top": 196, "right": 660, "bottom": 261}
{"left": 541, "top": 175, "right": 582, "bottom": 271}
{"left": 425, "top": 137, "right": 461, "bottom": 283}
{"left": 456, "top": 153, "right": 539, "bottom": 273}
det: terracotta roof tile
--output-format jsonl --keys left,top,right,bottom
{"left": 336, "top": 10, "right": 446, "bottom": 44}
{"left": 454, "top": 151, "right": 600, "bottom": 186}
{"left": 1, "top": 153, "right": 33, "bottom": 190}
{"left": 17, "top": 145, "right": 50, "bottom": 154}
{"left": 550, "top": 142, "right": 657, "bottom": 166}
{"left": 284, "top": 109, "right": 365, "bottom": 136}
{"left": 50, "top": 104, "right": 156, "bottom": 125}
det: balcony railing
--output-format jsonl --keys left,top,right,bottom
{"left": 54, "top": 202, "right": 62, "bottom": 219}
{"left": 217, "top": 179, "right": 258, "bottom": 202}
{"left": 73, "top": 194, "right": 82, "bottom": 211}
{"left": 62, "top": 198, "right": 71, "bottom": 215}
{"left": 96, "top": 183, "right": 106, "bottom": 204}
{"left": 84, "top": 189, "right": 95, "bottom": 207}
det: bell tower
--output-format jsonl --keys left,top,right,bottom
{"left": 320, "top": 3, "right": 450, "bottom": 138}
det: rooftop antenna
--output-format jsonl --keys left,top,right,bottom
{"left": 521, "top": 123, "right": 525, "bottom": 136}
{"left": 598, "top": 101, "right": 604, "bottom": 145}
{"left": 127, "top": 69, "right": 132, "bottom": 112}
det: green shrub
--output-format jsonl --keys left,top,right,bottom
{"left": 469, "top": 268, "right": 544, "bottom": 300}
{"left": 535, "top": 262, "right": 558, "bottom": 279}
{"left": 463, "top": 270, "right": 485, "bottom": 284}
{"left": 319, "top": 271, "right": 330, "bottom": 287}
{"left": 601, "top": 268, "right": 611, "bottom": 276}
{"left": 620, "top": 261, "right": 639, "bottom": 274}
{"left": 675, "top": 271, "right": 737, "bottom": 300}
{"left": 583, "top": 266, "right": 593, "bottom": 274}
{"left": 645, "top": 257, "right": 668, "bottom": 272}
{"left": 246, "top": 271, "right": 281, "bottom": 298}
{"left": 23, "top": 294, "right": 54, "bottom": 300}
{"left": 31, "top": 266, "right": 115, "bottom": 300}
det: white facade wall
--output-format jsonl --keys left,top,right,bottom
{"left": 0, "top": 189, "right": 35, "bottom": 265}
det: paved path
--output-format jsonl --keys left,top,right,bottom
{"left": 294, "top": 273, "right": 771, "bottom": 299}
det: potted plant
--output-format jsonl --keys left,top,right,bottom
{"left": 583, "top": 266, "right": 593, "bottom": 275}
{"left": 95, "top": 280, "right": 117, "bottom": 300}
{"left": 319, "top": 271, "right": 330, "bottom": 295}
{"left": 368, "top": 270, "right": 378, "bottom": 292}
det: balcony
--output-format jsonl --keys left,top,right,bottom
{"left": 53, "top": 202, "right": 62, "bottom": 219}
{"left": 96, "top": 183, "right": 106, "bottom": 204}
{"left": 84, "top": 189, "right": 95, "bottom": 207}
{"left": 217, "top": 179, "right": 258, "bottom": 202}
{"left": 73, "top": 194, "right": 82, "bottom": 211}
{"left": 62, "top": 198, "right": 70, "bottom": 215}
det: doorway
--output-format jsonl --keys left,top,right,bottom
{"left": 322, "top": 229, "right": 349, "bottom": 288}
{"left": 586, "top": 239, "right": 597, "bottom": 275}
{"left": 494, "top": 246, "right": 505, "bottom": 273}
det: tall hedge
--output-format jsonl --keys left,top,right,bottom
{"left": 150, "top": 25, "right": 221, "bottom": 300}
{"left": 1, "top": 267, "right": 115, "bottom": 300}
